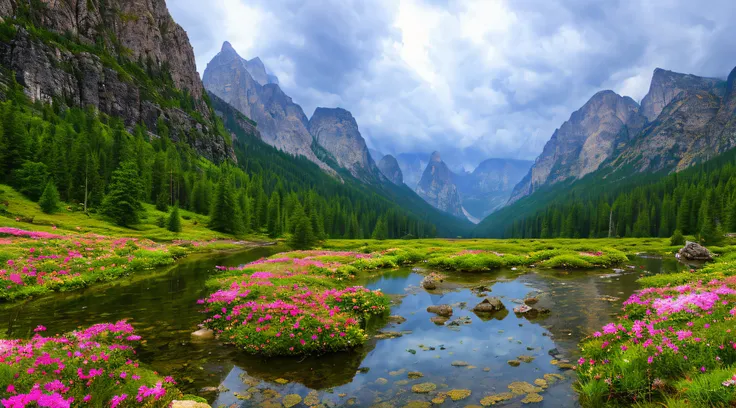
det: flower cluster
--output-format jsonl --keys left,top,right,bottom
{"left": 200, "top": 252, "right": 389, "bottom": 356}
{"left": 0, "top": 230, "right": 189, "bottom": 302}
{"left": 577, "top": 278, "right": 736, "bottom": 406}
{"left": 0, "top": 321, "right": 180, "bottom": 407}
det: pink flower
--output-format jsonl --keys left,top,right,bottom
{"left": 34, "top": 325, "right": 47, "bottom": 332}
{"left": 110, "top": 394, "right": 128, "bottom": 408}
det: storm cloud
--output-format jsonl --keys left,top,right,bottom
{"left": 169, "top": 0, "right": 736, "bottom": 170}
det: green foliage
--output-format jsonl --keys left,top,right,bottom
{"left": 101, "top": 162, "right": 143, "bottom": 227}
{"left": 670, "top": 229, "right": 685, "bottom": 246}
{"left": 290, "top": 212, "right": 316, "bottom": 250}
{"left": 167, "top": 204, "right": 182, "bottom": 233}
{"left": 209, "top": 176, "right": 242, "bottom": 234}
{"left": 371, "top": 215, "right": 389, "bottom": 240}
{"left": 14, "top": 161, "right": 48, "bottom": 201}
{"left": 477, "top": 143, "right": 736, "bottom": 240}
{"left": 155, "top": 191, "right": 169, "bottom": 212}
{"left": 38, "top": 181, "right": 60, "bottom": 214}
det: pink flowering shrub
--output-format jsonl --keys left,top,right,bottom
{"left": 0, "top": 232, "right": 190, "bottom": 302}
{"left": 0, "top": 321, "right": 181, "bottom": 407}
{"left": 199, "top": 252, "right": 390, "bottom": 356}
{"left": 577, "top": 279, "right": 736, "bottom": 406}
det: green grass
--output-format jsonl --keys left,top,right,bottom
{"left": 0, "top": 184, "right": 260, "bottom": 242}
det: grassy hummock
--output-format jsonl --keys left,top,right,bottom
{"left": 0, "top": 227, "right": 240, "bottom": 302}
{"left": 199, "top": 250, "right": 391, "bottom": 356}
{"left": 576, "top": 252, "right": 736, "bottom": 407}
{"left": 0, "top": 321, "right": 182, "bottom": 407}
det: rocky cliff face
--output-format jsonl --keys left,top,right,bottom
{"left": 396, "top": 152, "right": 429, "bottom": 190}
{"left": 0, "top": 0, "right": 233, "bottom": 162}
{"left": 308, "top": 107, "right": 381, "bottom": 182}
{"left": 416, "top": 152, "right": 465, "bottom": 219}
{"left": 243, "top": 57, "right": 278, "bottom": 86}
{"left": 640, "top": 68, "right": 724, "bottom": 122}
{"left": 0, "top": 0, "right": 205, "bottom": 101}
{"left": 378, "top": 154, "right": 403, "bottom": 185}
{"left": 608, "top": 69, "right": 731, "bottom": 173}
{"left": 454, "top": 159, "right": 533, "bottom": 218}
{"left": 203, "top": 42, "right": 331, "bottom": 172}
{"left": 509, "top": 90, "right": 645, "bottom": 203}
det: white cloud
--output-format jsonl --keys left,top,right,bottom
{"left": 168, "top": 0, "right": 736, "bottom": 169}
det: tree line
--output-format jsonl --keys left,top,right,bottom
{"left": 493, "top": 151, "right": 736, "bottom": 244}
{"left": 0, "top": 78, "right": 437, "bottom": 242}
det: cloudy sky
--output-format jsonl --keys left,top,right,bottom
{"left": 169, "top": 0, "right": 736, "bottom": 170}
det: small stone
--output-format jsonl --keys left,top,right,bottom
{"left": 427, "top": 304, "right": 453, "bottom": 317}
{"left": 472, "top": 297, "right": 505, "bottom": 313}
{"left": 411, "top": 382, "right": 437, "bottom": 393}
{"left": 451, "top": 360, "right": 470, "bottom": 367}
{"left": 508, "top": 382, "right": 543, "bottom": 395}
{"left": 191, "top": 328, "right": 214, "bottom": 340}
{"left": 305, "top": 391, "right": 320, "bottom": 406}
{"left": 376, "top": 378, "right": 389, "bottom": 385}
{"left": 447, "top": 389, "right": 471, "bottom": 401}
{"left": 408, "top": 371, "right": 424, "bottom": 379}
{"left": 507, "top": 360, "right": 521, "bottom": 367}
{"left": 517, "top": 355, "right": 535, "bottom": 363}
{"left": 521, "top": 393, "right": 543, "bottom": 404}
{"left": 283, "top": 394, "right": 302, "bottom": 408}
{"left": 171, "top": 402, "right": 211, "bottom": 408}
{"left": 390, "top": 369, "right": 406, "bottom": 376}
{"left": 431, "top": 395, "right": 446, "bottom": 404}
{"left": 557, "top": 363, "right": 575, "bottom": 370}
{"left": 483, "top": 367, "right": 491, "bottom": 372}
{"left": 275, "top": 378, "right": 289, "bottom": 385}
{"left": 479, "top": 393, "right": 514, "bottom": 406}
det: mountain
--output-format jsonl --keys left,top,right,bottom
{"left": 396, "top": 152, "right": 430, "bottom": 190}
{"left": 378, "top": 155, "right": 403, "bottom": 185}
{"left": 454, "top": 158, "right": 533, "bottom": 219}
{"left": 415, "top": 152, "right": 465, "bottom": 219}
{"left": 243, "top": 57, "right": 279, "bottom": 86}
{"left": 606, "top": 69, "right": 730, "bottom": 173}
{"left": 508, "top": 90, "right": 645, "bottom": 203}
{"left": 308, "top": 107, "right": 382, "bottom": 182}
{"left": 202, "top": 42, "right": 332, "bottom": 172}
{"left": 476, "top": 65, "right": 736, "bottom": 238}
{"left": 369, "top": 148, "right": 385, "bottom": 162}
{"left": 0, "top": 0, "right": 232, "bottom": 162}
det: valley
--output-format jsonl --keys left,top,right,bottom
{"left": 0, "top": 0, "right": 735, "bottom": 407}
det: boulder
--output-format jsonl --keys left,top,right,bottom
{"left": 678, "top": 241, "right": 713, "bottom": 261}
{"left": 171, "top": 402, "right": 211, "bottom": 408}
{"left": 472, "top": 297, "right": 505, "bottom": 313}
{"left": 427, "top": 304, "right": 453, "bottom": 317}
{"left": 421, "top": 276, "right": 437, "bottom": 290}
{"left": 191, "top": 328, "right": 214, "bottom": 340}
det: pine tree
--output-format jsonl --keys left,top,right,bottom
{"left": 267, "top": 191, "right": 281, "bottom": 238}
{"left": 289, "top": 211, "right": 316, "bottom": 249}
{"left": 167, "top": 203, "right": 182, "bottom": 233}
{"left": 728, "top": 198, "right": 736, "bottom": 233}
{"left": 38, "top": 180, "right": 60, "bottom": 214}
{"left": 670, "top": 229, "right": 685, "bottom": 246}
{"left": 209, "top": 176, "right": 243, "bottom": 234}
{"left": 372, "top": 216, "right": 389, "bottom": 240}
{"left": 14, "top": 161, "right": 49, "bottom": 201}
{"left": 156, "top": 191, "right": 169, "bottom": 212}
{"left": 101, "top": 162, "right": 143, "bottom": 227}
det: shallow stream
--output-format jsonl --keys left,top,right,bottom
{"left": 0, "top": 249, "right": 686, "bottom": 407}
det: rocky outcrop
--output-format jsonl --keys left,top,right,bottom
{"left": 678, "top": 241, "right": 713, "bottom": 261}
{"left": 641, "top": 68, "right": 724, "bottom": 122}
{"left": 509, "top": 91, "right": 645, "bottom": 203}
{"left": 243, "top": 57, "right": 278, "bottom": 86}
{"left": 0, "top": 10, "right": 232, "bottom": 162}
{"left": 396, "top": 153, "right": 429, "bottom": 190}
{"left": 203, "top": 42, "right": 332, "bottom": 172}
{"left": 454, "top": 159, "right": 532, "bottom": 219}
{"left": 472, "top": 297, "right": 505, "bottom": 313}
{"left": 416, "top": 152, "right": 465, "bottom": 218}
{"left": 378, "top": 155, "right": 403, "bottom": 185}
{"left": 0, "top": 0, "right": 205, "bottom": 101}
{"left": 607, "top": 68, "right": 731, "bottom": 173}
{"left": 308, "top": 107, "right": 382, "bottom": 182}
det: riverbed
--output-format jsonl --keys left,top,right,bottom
{"left": 0, "top": 249, "right": 685, "bottom": 407}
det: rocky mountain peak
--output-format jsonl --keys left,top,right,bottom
{"left": 508, "top": 90, "right": 645, "bottom": 204}
{"left": 204, "top": 42, "right": 332, "bottom": 172}
{"left": 641, "top": 68, "right": 724, "bottom": 122}
{"left": 308, "top": 107, "right": 380, "bottom": 182}
{"left": 378, "top": 155, "right": 403, "bottom": 185}
{"left": 416, "top": 152, "right": 465, "bottom": 219}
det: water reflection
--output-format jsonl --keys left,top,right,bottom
{"left": 0, "top": 250, "right": 684, "bottom": 407}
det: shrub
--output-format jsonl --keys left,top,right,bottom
{"left": 38, "top": 180, "right": 60, "bottom": 214}
{"left": 670, "top": 229, "right": 685, "bottom": 246}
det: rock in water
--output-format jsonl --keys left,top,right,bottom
{"left": 678, "top": 241, "right": 713, "bottom": 261}
{"left": 171, "top": 402, "right": 211, "bottom": 408}
{"left": 472, "top": 297, "right": 505, "bottom": 313}
{"left": 426, "top": 304, "right": 453, "bottom": 317}
{"left": 191, "top": 328, "right": 214, "bottom": 340}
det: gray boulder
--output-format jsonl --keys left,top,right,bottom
{"left": 678, "top": 241, "right": 713, "bottom": 261}
{"left": 472, "top": 297, "right": 505, "bottom": 313}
